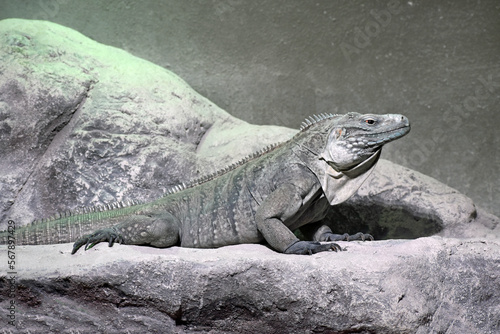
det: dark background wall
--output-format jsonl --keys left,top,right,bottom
{"left": 1, "top": 0, "right": 498, "bottom": 218}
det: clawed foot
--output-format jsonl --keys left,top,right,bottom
{"left": 284, "top": 241, "right": 342, "bottom": 255}
{"left": 320, "top": 232, "right": 374, "bottom": 242}
{"left": 71, "top": 228, "right": 123, "bottom": 254}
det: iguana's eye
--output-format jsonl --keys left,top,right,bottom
{"left": 365, "top": 119, "right": 375, "bottom": 125}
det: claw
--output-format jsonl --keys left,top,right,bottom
{"left": 71, "top": 228, "right": 123, "bottom": 255}
{"left": 321, "top": 232, "right": 374, "bottom": 242}
{"left": 347, "top": 232, "right": 374, "bottom": 241}
{"left": 330, "top": 242, "right": 342, "bottom": 252}
{"left": 84, "top": 240, "right": 96, "bottom": 251}
{"left": 284, "top": 241, "right": 343, "bottom": 255}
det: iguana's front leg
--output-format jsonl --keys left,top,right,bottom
{"left": 255, "top": 183, "right": 341, "bottom": 255}
{"left": 72, "top": 213, "right": 180, "bottom": 254}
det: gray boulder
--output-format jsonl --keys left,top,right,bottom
{"left": 5, "top": 239, "right": 500, "bottom": 333}
{"left": 0, "top": 18, "right": 295, "bottom": 226}
{"left": 326, "top": 159, "right": 500, "bottom": 241}
{"left": 0, "top": 19, "right": 499, "bottom": 333}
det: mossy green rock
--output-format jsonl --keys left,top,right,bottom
{"left": 0, "top": 19, "right": 294, "bottom": 224}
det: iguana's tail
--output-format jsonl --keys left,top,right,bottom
{"left": 0, "top": 203, "right": 147, "bottom": 246}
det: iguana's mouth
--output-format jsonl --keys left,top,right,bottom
{"left": 347, "top": 125, "right": 410, "bottom": 148}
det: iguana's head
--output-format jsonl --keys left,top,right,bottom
{"left": 293, "top": 112, "right": 410, "bottom": 205}
{"left": 320, "top": 112, "right": 410, "bottom": 171}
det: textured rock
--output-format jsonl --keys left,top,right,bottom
{"left": 328, "top": 159, "right": 500, "bottom": 241}
{"left": 0, "top": 18, "right": 295, "bottom": 225}
{"left": 2, "top": 239, "right": 500, "bottom": 333}
{"left": 0, "top": 19, "right": 499, "bottom": 334}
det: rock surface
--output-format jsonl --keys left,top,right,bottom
{"left": 328, "top": 159, "right": 500, "bottom": 241}
{"left": 0, "top": 19, "right": 499, "bottom": 334}
{"left": 0, "top": 18, "right": 295, "bottom": 226}
{"left": 2, "top": 239, "right": 500, "bottom": 333}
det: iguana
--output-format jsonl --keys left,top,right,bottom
{"left": 0, "top": 112, "right": 410, "bottom": 255}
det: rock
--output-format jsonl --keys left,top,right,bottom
{"left": 0, "top": 19, "right": 499, "bottom": 334}
{"left": 3, "top": 239, "right": 500, "bottom": 333}
{"left": 0, "top": 18, "right": 295, "bottom": 225}
{"left": 329, "top": 159, "right": 500, "bottom": 241}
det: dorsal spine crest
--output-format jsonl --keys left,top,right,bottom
{"left": 299, "top": 113, "right": 338, "bottom": 131}
{"left": 26, "top": 113, "right": 338, "bottom": 225}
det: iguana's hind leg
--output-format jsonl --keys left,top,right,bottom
{"left": 72, "top": 213, "right": 180, "bottom": 254}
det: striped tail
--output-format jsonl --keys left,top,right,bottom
{"left": 0, "top": 203, "right": 147, "bottom": 246}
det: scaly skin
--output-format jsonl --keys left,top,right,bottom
{"left": 0, "top": 113, "right": 410, "bottom": 255}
